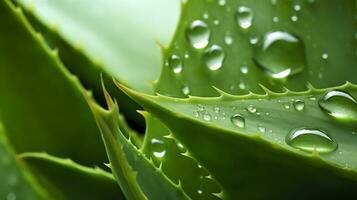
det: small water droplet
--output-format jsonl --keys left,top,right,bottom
{"left": 273, "top": 16, "right": 279, "bottom": 23}
{"left": 286, "top": 128, "right": 337, "bottom": 153}
{"left": 322, "top": 53, "right": 329, "bottom": 60}
{"left": 187, "top": 20, "right": 210, "bottom": 49}
{"left": 291, "top": 15, "right": 298, "bottom": 22}
{"left": 203, "top": 113, "right": 212, "bottom": 121}
{"left": 246, "top": 105, "right": 257, "bottom": 113}
{"left": 253, "top": 31, "right": 306, "bottom": 79}
{"left": 204, "top": 45, "right": 225, "bottom": 70}
{"left": 181, "top": 84, "right": 190, "bottom": 95}
{"left": 258, "top": 126, "right": 266, "bottom": 133}
{"left": 167, "top": 54, "right": 183, "bottom": 74}
{"left": 318, "top": 90, "right": 357, "bottom": 121}
{"left": 238, "top": 81, "right": 246, "bottom": 90}
{"left": 151, "top": 138, "right": 166, "bottom": 158}
{"left": 184, "top": 52, "right": 189, "bottom": 59}
{"left": 309, "top": 95, "right": 317, "bottom": 101}
{"left": 249, "top": 36, "right": 259, "bottom": 45}
{"left": 213, "top": 105, "right": 220, "bottom": 113}
{"left": 193, "top": 111, "right": 200, "bottom": 118}
{"left": 236, "top": 6, "right": 254, "bottom": 29}
{"left": 197, "top": 189, "right": 203, "bottom": 195}
{"left": 240, "top": 65, "right": 249, "bottom": 74}
{"left": 213, "top": 19, "right": 220, "bottom": 25}
{"left": 203, "top": 12, "right": 209, "bottom": 19}
{"left": 218, "top": 0, "right": 226, "bottom": 6}
{"left": 293, "top": 100, "right": 305, "bottom": 111}
{"left": 224, "top": 35, "right": 233, "bottom": 45}
{"left": 293, "top": 4, "right": 301, "bottom": 11}
{"left": 283, "top": 103, "right": 291, "bottom": 109}
{"left": 231, "top": 114, "right": 245, "bottom": 128}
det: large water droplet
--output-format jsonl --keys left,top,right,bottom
{"left": 150, "top": 138, "right": 166, "bottom": 158}
{"left": 236, "top": 6, "right": 253, "bottom": 29}
{"left": 231, "top": 114, "right": 245, "bottom": 128}
{"left": 293, "top": 100, "right": 305, "bottom": 111}
{"left": 167, "top": 54, "right": 183, "bottom": 74}
{"left": 286, "top": 128, "right": 337, "bottom": 153}
{"left": 318, "top": 90, "right": 357, "bottom": 121}
{"left": 187, "top": 20, "right": 210, "bottom": 49}
{"left": 253, "top": 31, "right": 306, "bottom": 79}
{"left": 204, "top": 45, "right": 225, "bottom": 70}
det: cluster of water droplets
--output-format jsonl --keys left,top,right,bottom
{"left": 191, "top": 89, "right": 357, "bottom": 156}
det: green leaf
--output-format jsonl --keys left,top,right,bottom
{"left": 0, "top": 122, "right": 50, "bottom": 200}
{"left": 119, "top": 82, "right": 357, "bottom": 199}
{"left": 155, "top": 0, "right": 357, "bottom": 97}
{"left": 139, "top": 111, "right": 222, "bottom": 199}
{"left": 0, "top": 0, "right": 106, "bottom": 166}
{"left": 19, "top": 152, "right": 124, "bottom": 200}
{"left": 86, "top": 91, "right": 191, "bottom": 200}
{"left": 15, "top": 0, "right": 179, "bottom": 93}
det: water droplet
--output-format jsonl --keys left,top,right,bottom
{"left": 218, "top": 0, "right": 226, "bottom": 6}
{"left": 236, "top": 6, "right": 254, "bottom": 29}
{"left": 182, "top": 84, "right": 190, "bottom": 95}
{"left": 318, "top": 90, "right": 357, "bottom": 121}
{"left": 184, "top": 52, "right": 190, "bottom": 59}
{"left": 203, "top": 12, "right": 209, "bottom": 19}
{"left": 286, "top": 128, "right": 337, "bottom": 153}
{"left": 322, "top": 53, "right": 329, "bottom": 60}
{"left": 253, "top": 31, "right": 306, "bottom": 79}
{"left": 213, "top": 105, "right": 220, "bottom": 113}
{"left": 150, "top": 138, "right": 166, "bottom": 158}
{"left": 167, "top": 54, "right": 183, "bottom": 74}
{"left": 309, "top": 95, "right": 317, "bottom": 101}
{"left": 246, "top": 105, "right": 257, "bottom": 113}
{"left": 293, "top": 100, "right": 305, "bottom": 111}
{"left": 291, "top": 15, "right": 298, "bottom": 22}
{"left": 273, "top": 16, "right": 279, "bottom": 23}
{"left": 283, "top": 103, "right": 291, "bottom": 109}
{"left": 204, "top": 45, "right": 225, "bottom": 70}
{"left": 249, "top": 36, "right": 259, "bottom": 45}
{"left": 240, "top": 65, "right": 249, "bottom": 74}
{"left": 224, "top": 35, "right": 233, "bottom": 45}
{"left": 187, "top": 20, "right": 210, "bottom": 49}
{"left": 238, "top": 81, "right": 246, "bottom": 90}
{"left": 258, "top": 126, "right": 266, "bottom": 133}
{"left": 203, "top": 113, "right": 212, "bottom": 121}
{"left": 213, "top": 19, "right": 220, "bottom": 25}
{"left": 197, "top": 189, "right": 203, "bottom": 195}
{"left": 293, "top": 4, "right": 301, "bottom": 11}
{"left": 231, "top": 114, "right": 245, "bottom": 128}
{"left": 193, "top": 111, "right": 200, "bottom": 118}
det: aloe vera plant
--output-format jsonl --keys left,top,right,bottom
{"left": 1, "top": 0, "right": 357, "bottom": 199}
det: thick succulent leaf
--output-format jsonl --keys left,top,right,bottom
{"left": 16, "top": 0, "right": 180, "bottom": 93}
{"left": 155, "top": 0, "right": 357, "bottom": 97}
{"left": 0, "top": 123, "right": 50, "bottom": 200}
{"left": 139, "top": 111, "right": 222, "bottom": 199}
{"left": 0, "top": 0, "right": 106, "bottom": 166}
{"left": 19, "top": 152, "right": 124, "bottom": 200}
{"left": 86, "top": 93, "right": 191, "bottom": 200}
{"left": 119, "top": 83, "right": 357, "bottom": 199}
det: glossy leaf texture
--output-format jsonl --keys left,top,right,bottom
{"left": 20, "top": 152, "right": 124, "bottom": 200}
{"left": 86, "top": 92, "right": 192, "bottom": 200}
{"left": 0, "top": 122, "right": 50, "bottom": 200}
{"left": 119, "top": 82, "right": 357, "bottom": 199}
{"left": 0, "top": 0, "right": 106, "bottom": 166}
{"left": 155, "top": 0, "right": 357, "bottom": 97}
{"left": 14, "top": 0, "right": 180, "bottom": 125}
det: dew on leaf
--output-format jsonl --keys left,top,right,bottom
{"left": 253, "top": 31, "right": 306, "bottom": 79}
{"left": 236, "top": 6, "right": 253, "bottom": 29}
{"left": 286, "top": 128, "right": 337, "bottom": 153}
{"left": 204, "top": 44, "right": 225, "bottom": 71}
{"left": 167, "top": 54, "right": 183, "bottom": 74}
{"left": 231, "top": 114, "right": 245, "bottom": 128}
{"left": 293, "top": 100, "right": 305, "bottom": 111}
{"left": 318, "top": 90, "right": 357, "bottom": 121}
{"left": 181, "top": 84, "right": 190, "bottom": 95}
{"left": 203, "top": 113, "right": 212, "bottom": 121}
{"left": 187, "top": 20, "right": 210, "bottom": 49}
{"left": 150, "top": 138, "right": 166, "bottom": 158}
{"left": 258, "top": 126, "right": 266, "bottom": 133}
{"left": 240, "top": 65, "right": 249, "bottom": 74}
{"left": 246, "top": 105, "right": 257, "bottom": 113}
